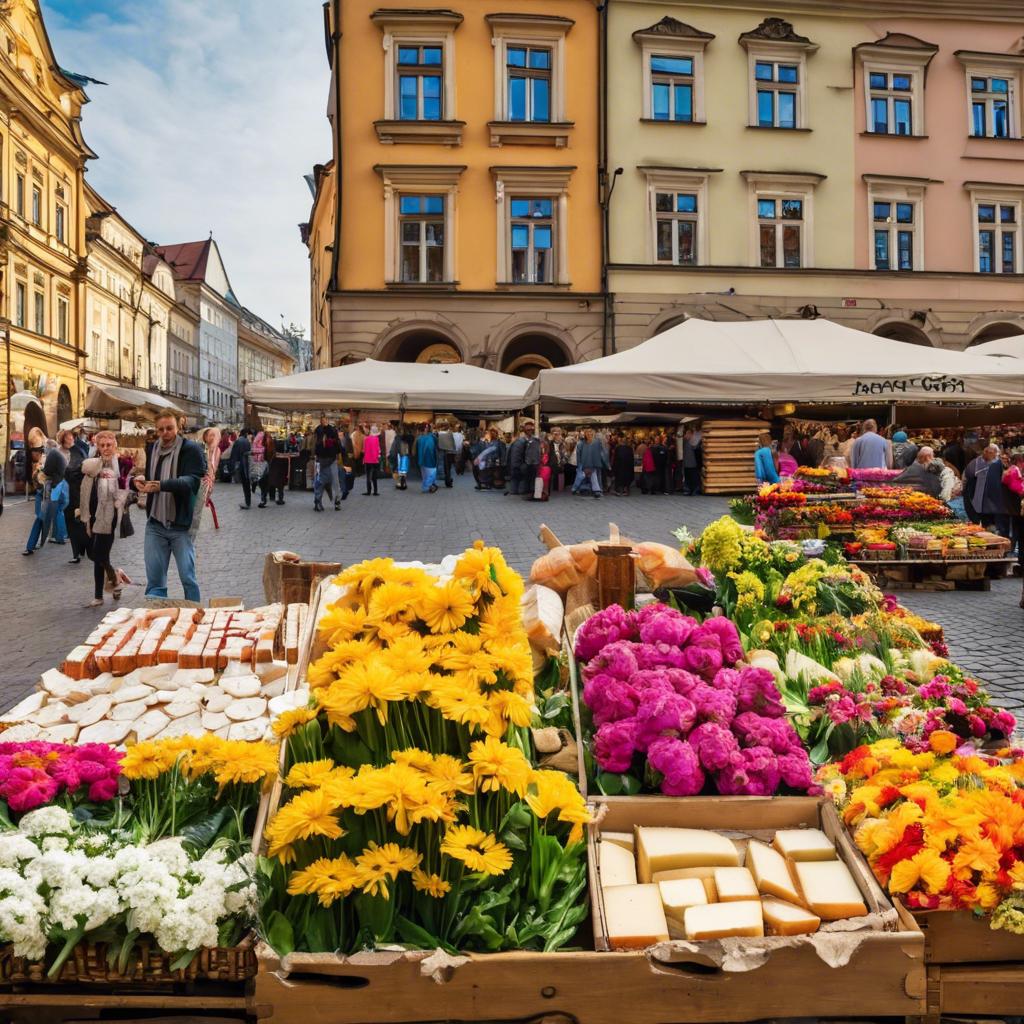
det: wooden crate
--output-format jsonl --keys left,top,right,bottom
{"left": 0, "top": 987, "right": 250, "bottom": 1024}
{"left": 911, "top": 905, "right": 1024, "bottom": 964}
{"left": 585, "top": 796, "right": 926, "bottom": 1021}
{"left": 925, "top": 961, "right": 1024, "bottom": 1019}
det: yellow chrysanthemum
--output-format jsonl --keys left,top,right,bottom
{"left": 888, "top": 848, "right": 951, "bottom": 895}
{"left": 415, "top": 578, "right": 476, "bottom": 635}
{"left": 440, "top": 825, "right": 513, "bottom": 876}
{"left": 272, "top": 705, "right": 318, "bottom": 739}
{"left": 287, "top": 854, "right": 359, "bottom": 906}
{"left": 412, "top": 868, "right": 451, "bottom": 898}
{"left": 468, "top": 736, "right": 533, "bottom": 797}
{"left": 488, "top": 689, "right": 534, "bottom": 729}
{"left": 452, "top": 543, "right": 504, "bottom": 599}
{"left": 367, "top": 580, "right": 420, "bottom": 625}
{"left": 355, "top": 841, "right": 421, "bottom": 898}
{"left": 525, "top": 770, "right": 591, "bottom": 833}
{"left": 319, "top": 604, "right": 370, "bottom": 645}
{"left": 284, "top": 759, "right": 352, "bottom": 790}
{"left": 213, "top": 740, "right": 280, "bottom": 787}
{"left": 426, "top": 753, "right": 475, "bottom": 796}
{"left": 265, "top": 787, "right": 346, "bottom": 859}
{"left": 336, "top": 557, "right": 398, "bottom": 600}
{"left": 120, "top": 740, "right": 181, "bottom": 780}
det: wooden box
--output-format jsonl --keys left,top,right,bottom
{"left": 911, "top": 904, "right": 1024, "bottom": 964}
{"left": 586, "top": 796, "right": 926, "bottom": 1022}
{"left": 926, "top": 961, "right": 1024, "bottom": 1018}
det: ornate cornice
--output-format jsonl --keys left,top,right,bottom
{"left": 632, "top": 17, "right": 715, "bottom": 44}
{"left": 739, "top": 17, "right": 812, "bottom": 47}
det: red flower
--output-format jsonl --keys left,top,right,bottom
{"left": 875, "top": 823, "right": 925, "bottom": 876}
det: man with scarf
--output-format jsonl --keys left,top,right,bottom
{"left": 964, "top": 443, "right": 1009, "bottom": 533}
{"left": 134, "top": 412, "right": 206, "bottom": 601}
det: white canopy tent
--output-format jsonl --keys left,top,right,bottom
{"left": 84, "top": 384, "right": 183, "bottom": 422}
{"left": 534, "top": 319, "right": 1024, "bottom": 406}
{"left": 970, "top": 334, "right": 1024, "bottom": 363}
{"left": 244, "top": 359, "right": 536, "bottom": 413}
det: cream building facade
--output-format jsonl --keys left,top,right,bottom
{"left": 238, "top": 307, "right": 295, "bottom": 428}
{"left": 606, "top": 0, "right": 1024, "bottom": 352}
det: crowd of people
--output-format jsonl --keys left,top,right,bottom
{"left": 19, "top": 413, "right": 212, "bottom": 606}
{"left": 754, "top": 418, "right": 1024, "bottom": 569}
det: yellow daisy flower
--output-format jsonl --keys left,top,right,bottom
{"left": 468, "top": 736, "right": 533, "bottom": 797}
{"left": 416, "top": 578, "right": 476, "bottom": 634}
{"left": 411, "top": 868, "right": 451, "bottom": 898}
{"left": 440, "top": 825, "right": 513, "bottom": 876}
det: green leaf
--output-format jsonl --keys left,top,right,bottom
{"left": 619, "top": 774, "right": 642, "bottom": 796}
{"left": 179, "top": 807, "right": 230, "bottom": 853}
{"left": 264, "top": 910, "right": 295, "bottom": 957}
{"left": 396, "top": 915, "right": 440, "bottom": 949}
{"left": 809, "top": 731, "right": 833, "bottom": 765}
{"left": 596, "top": 772, "right": 622, "bottom": 796}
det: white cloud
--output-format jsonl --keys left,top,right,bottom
{"left": 44, "top": 0, "right": 330, "bottom": 332}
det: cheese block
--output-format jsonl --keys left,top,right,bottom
{"left": 225, "top": 697, "right": 268, "bottom": 722}
{"left": 0, "top": 691, "right": 47, "bottom": 721}
{"left": 227, "top": 719, "right": 268, "bottom": 741}
{"left": 132, "top": 709, "right": 169, "bottom": 742}
{"left": 652, "top": 867, "right": 718, "bottom": 901}
{"left": 747, "top": 840, "right": 802, "bottom": 905}
{"left": 603, "top": 884, "right": 670, "bottom": 950}
{"left": 66, "top": 695, "right": 113, "bottom": 727}
{"left": 658, "top": 878, "right": 707, "bottom": 933}
{"left": 684, "top": 900, "right": 764, "bottom": 941}
{"left": 600, "top": 841, "right": 638, "bottom": 888}
{"left": 204, "top": 691, "right": 232, "bottom": 713}
{"left": 713, "top": 867, "right": 759, "bottom": 902}
{"left": 40, "top": 722, "right": 79, "bottom": 743}
{"left": 221, "top": 675, "right": 261, "bottom": 698}
{"left": 78, "top": 719, "right": 133, "bottom": 745}
{"left": 762, "top": 898, "right": 821, "bottom": 936}
{"left": 637, "top": 828, "right": 739, "bottom": 883}
{"left": 792, "top": 860, "right": 868, "bottom": 920}
{"left": 603, "top": 832, "right": 634, "bottom": 853}
{"left": 773, "top": 829, "right": 836, "bottom": 863}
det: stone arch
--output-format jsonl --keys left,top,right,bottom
{"left": 494, "top": 327, "right": 573, "bottom": 380}
{"left": 373, "top": 318, "right": 469, "bottom": 364}
{"left": 966, "top": 318, "right": 1024, "bottom": 347}
{"left": 647, "top": 304, "right": 723, "bottom": 338}
{"left": 56, "top": 384, "right": 73, "bottom": 426}
{"left": 870, "top": 318, "right": 936, "bottom": 347}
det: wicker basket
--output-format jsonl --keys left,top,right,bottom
{"left": 0, "top": 935, "right": 257, "bottom": 985}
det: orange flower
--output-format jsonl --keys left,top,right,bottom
{"left": 928, "top": 730, "right": 958, "bottom": 755}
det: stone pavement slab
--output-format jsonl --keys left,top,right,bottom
{"left": 1, "top": 474, "right": 1020, "bottom": 712}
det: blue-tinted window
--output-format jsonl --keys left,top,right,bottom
{"left": 399, "top": 196, "right": 421, "bottom": 215}
{"left": 781, "top": 199, "right": 803, "bottom": 219}
{"left": 874, "top": 230, "right": 890, "bottom": 270}
{"left": 978, "top": 204, "right": 997, "bottom": 223}
{"left": 677, "top": 194, "right": 697, "bottom": 213}
{"left": 874, "top": 202, "right": 891, "bottom": 221}
{"left": 992, "top": 78, "right": 1010, "bottom": 94}
{"left": 506, "top": 46, "right": 552, "bottom": 123}
{"left": 1002, "top": 205, "right": 1017, "bottom": 223}
{"left": 896, "top": 203, "right": 914, "bottom": 223}
{"left": 674, "top": 83, "right": 693, "bottom": 121}
{"left": 894, "top": 99, "right": 912, "bottom": 135}
{"left": 651, "top": 55, "right": 693, "bottom": 76}
{"left": 777, "top": 65, "right": 799, "bottom": 84}
{"left": 399, "top": 76, "right": 418, "bottom": 119}
{"left": 511, "top": 224, "right": 530, "bottom": 249}
{"left": 892, "top": 75, "right": 912, "bottom": 91}
{"left": 871, "top": 98, "right": 888, "bottom": 133}
{"left": 423, "top": 196, "right": 443, "bottom": 214}
{"left": 532, "top": 78, "right": 550, "bottom": 122}
{"left": 972, "top": 102, "right": 986, "bottom": 137}
{"left": 757, "top": 90, "right": 774, "bottom": 127}
{"left": 869, "top": 72, "right": 887, "bottom": 89}
{"left": 979, "top": 229, "right": 995, "bottom": 273}
{"left": 508, "top": 77, "right": 526, "bottom": 120}
{"left": 897, "top": 230, "right": 914, "bottom": 270}
{"left": 398, "top": 47, "right": 419, "bottom": 64}
{"left": 755, "top": 62, "right": 773, "bottom": 82}
{"left": 534, "top": 226, "right": 552, "bottom": 250}
{"left": 777, "top": 92, "right": 796, "bottom": 129}
{"left": 972, "top": 77, "right": 988, "bottom": 92}
{"left": 758, "top": 199, "right": 777, "bottom": 219}
{"left": 994, "top": 101, "right": 1009, "bottom": 137}
{"left": 530, "top": 49, "right": 550, "bottom": 70}
{"left": 507, "top": 47, "right": 527, "bottom": 68}
{"left": 422, "top": 75, "right": 441, "bottom": 120}
{"left": 1003, "top": 231, "right": 1016, "bottom": 272}
{"left": 510, "top": 199, "right": 530, "bottom": 218}
{"left": 652, "top": 82, "right": 670, "bottom": 120}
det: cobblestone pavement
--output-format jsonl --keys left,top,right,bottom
{"left": 1, "top": 473, "right": 1021, "bottom": 711}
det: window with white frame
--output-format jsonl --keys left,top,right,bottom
{"left": 33, "top": 290, "right": 44, "bottom": 334}
{"left": 757, "top": 196, "right": 804, "bottom": 268}
{"left": 633, "top": 19, "right": 712, "bottom": 124}
{"left": 506, "top": 46, "right": 551, "bottom": 122}
{"left": 396, "top": 44, "right": 443, "bottom": 121}
{"left": 376, "top": 164, "right": 462, "bottom": 285}
{"left": 55, "top": 201, "right": 66, "bottom": 243}
{"left": 872, "top": 200, "right": 916, "bottom": 270}
{"left": 971, "top": 76, "right": 1011, "bottom": 138}
{"left": 867, "top": 71, "right": 914, "bottom": 135}
{"left": 755, "top": 61, "right": 799, "bottom": 128}
{"left": 31, "top": 184, "right": 41, "bottom": 226}
{"left": 643, "top": 171, "right": 711, "bottom": 265}
{"left": 510, "top": 198, "right": 554, "bottom": 283}
{"left": 398, "top": 194, "right": 445, "bottom": 282}
{"left": 56, "top": 296, "right": 68, "bottom": 342}
{"left": 866, "top": 180, "right": 925, "bottom": 272}
{"left": 970, "top": 195, "right": 1022, "bottom": 274}
{"left": 14, "top": 281, "right": 25, "bottom": 327}
{"left": 493, "top": 167, "right": 572, "bottom": 286}
{"left": 15, "top": 173, "right": 24, "bottom": 217}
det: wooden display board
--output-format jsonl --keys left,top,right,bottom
{"left": 701, "top": 420, "right": 763, "bottom": 495}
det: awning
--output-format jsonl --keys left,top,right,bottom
{"left": 84, "top": 384, "right": 183, "bottom": 422}
{"left": 244, "top": 359, "right": 536, "bottom": 413}
{"left": 535, "top": 319, "right": 1024, "bottom": 406}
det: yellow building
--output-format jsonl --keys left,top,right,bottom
{"left": 305, "top": 0, "right": 603, "bottom": 377}
{"left": 0, "top": 0, "right": 92, "bottom": 435}
{"left": 238, "top": 306, "right": 296, "bottom": 429}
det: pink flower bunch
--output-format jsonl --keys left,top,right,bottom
{"left": 577, "top": 605, "right": 815, "bottom": 797}
{"left": 0, "top": 741, "right": 122, "bottom": 814}
{"left": 806, "top": 681, "right": 873, "bottom": 726}
{"left": 849, "top": 468, "right": 902, "bottom": 483}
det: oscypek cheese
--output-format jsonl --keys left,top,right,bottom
{"left": 636, "top": 827, "right": 739, "bottom": 883}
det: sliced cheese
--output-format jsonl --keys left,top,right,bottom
{"left": 600, "top": 840, "right": 638, "bottom": 888}
{"left": 684, "top": 900, "right": 764, "bottom": 941}
{"left": 658, "top": 878, "right": 707, "bottom": 924}
{"left": 793, "top": 860, "right": 868, "bottom": 921}
{"left": 603, "top": 884, "right": 670, "bottom": 950}
{"left": 773, "top": 829, "right": 836, "bottom": 863}
{"left": 713, "top": 867, "right": 758, "bottom": 903}
{"left": 636, "top": 828, "right": 739, "bottom": 883}
{"left": 602, "top": 831, "right": 635, "bottom": 854}
{"left": 747, "top": 840, "right": 802, "bottom": 905}
{"left": 651, "top": 867, "right": 718, "bottom": 902}
{"left": 762, "top": 898, "right": 821, "bottom": 936}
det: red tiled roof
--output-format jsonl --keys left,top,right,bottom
{"left": 155, "top": 240, "right": 211, "bottom": 281}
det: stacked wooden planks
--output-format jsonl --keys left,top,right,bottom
{"left": 701, "top": 419, "right": 765, "bottom": 495}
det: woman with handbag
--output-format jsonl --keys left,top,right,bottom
{"left": 79, "top": 431, "right": 135, "bottom": 607}
{"left": 23, "top": 439, "right": 66, "bottom": 555}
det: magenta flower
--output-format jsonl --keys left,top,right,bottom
{"left": 637, "top": 606, "right": 697, "bottom": 648}
{"left": 3, "top": 766, "right": 59, "bottom": 812}
{"left": 690, "top": 683, "right": 737, "bottom": 726}
{"left": 993, "top": 710, "right": 1017, "bottom": 736}
{"left": 716, "top": 746, "right": 781, "bottom": 796}
{"left": 682, "top": 642, "right": 722, "bottom": 681}
{"left": 688, "top": 722, "right": 740, "bottom": 771}
{"left": 583, "top": 673, "right": 642, "bottom": 727}
{"left": 635, "top": 692, "right": 697, "bottom": 751}
{"left": 828, "top": 695, "right": 858, "bottom": 725}
{"left": 575, "top": 605, "right": 639, "bottom": 661}
{"left": 635, "top": 642, "right": 688, "bottom": 671}
{"left": 582, "top": 640, "right": 639, "bottom": 682}
{"left": 699, "top": 617, "right": 744, "bottom": 664}
{"left": 663, "top": 667, "right": 701, "bottom": 698}
{"left": 594, "top": 718, "right": 641, "bottom": 773}
{"left": 733, "top": 712, "right": 802, "bottom": 755}
{"left": 734, "top": 667, "right": 786, "bottom": 718}
{"left": 647, "top": 737, "right": 705, "bottom": 796}
{"left": 695, "top": 567, "right": 715, "bottom": 588}
{"left": 777, "top": 750, "right": 815, "bottom": 791}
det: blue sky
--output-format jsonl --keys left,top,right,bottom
{"left": 43, "top": 0, "right": 329, "bottom": 333}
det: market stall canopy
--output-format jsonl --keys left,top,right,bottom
{"left": 970, "top": 334, "right": 1024, "bottom": 362}
{"left": 534, "top": 319, "right": 1024, "bottom": 405}
{"left": 243, "top": 359, "right": 536, "bottom": 412}
{"left": 84, "top": 384, "right": 183, "bottom": 422}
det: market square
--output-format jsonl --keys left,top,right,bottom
{"left": 3, "top": 0, "right": 1024, "bottom": 1021}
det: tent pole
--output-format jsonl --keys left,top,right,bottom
{"left": 889, "top": 401, "right": 896, "bottom": 428}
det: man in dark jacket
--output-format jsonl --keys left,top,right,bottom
{"left": 313, "top": 415, "right": 343, "bottom": 511}
{"left": 894, "top": 447, "right": 942, "bottom": 498}
{"left": 134, "top": 412, "right": 206, "bottom": 602}
{"left": 964, "top": 444, "right": 1008, "bottom": 532}
{"left": 233, "top": 429, "right": 253, "bottom": 508}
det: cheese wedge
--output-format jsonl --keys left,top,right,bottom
{"left": 762, "top": 898, "right": 821, "bottom": 936}
{"left": 684, "top": 900, "right": 764, "bottom": 940}
{"left": 637, "top": 828, "right": 739, "bottom": 883}
{"left": 793, "top": 860, "right": 867, "bottom": 921}
{"left": 659, "top": 878, "right": 707, "bottom": 930}
{"left": 600, "top": 840, "right": 638, "bottom": 888}
{"left": 773, "top": 829, "right": 836, "bottom": 863}
{"left": 603, "top": 831, "right": 635, "bottom": 853}
{"left": 747, "top": 840, "right": 802, "bottom": 905}
{"left": 713, "top": 867, "right": 759, "bottom": 902}
{"left": 603, "top": 884, "right": 670, "bottom": 950}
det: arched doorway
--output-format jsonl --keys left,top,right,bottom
{"left": 56, "top": 385, "right": 73, "bottom": 427}
{"left": 499, "top": 333, "right": 570, "bottom": 380}
{"left": 968, "top": 321, "right": 1024, "bottom": 346}
{"left": 873, "top": 321, "right": 933, "bottom": 347}
{"left": 379, "top": 329, "right": 462, "bottom": 364}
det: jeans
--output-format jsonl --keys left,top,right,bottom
{"left": 26, "top": 492, "right": 59, "bottom": 550}
{"left": 314, "top": 459, "right": 340, "bottom": 505}
{"left": 573, "top": 467, "right": 602, "bottom": 495}
{"left": 421, "top": 466, "right": 437, "bottom": 492}
{"left": 144, "top": 519, "right": 200, "bottom": 602}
